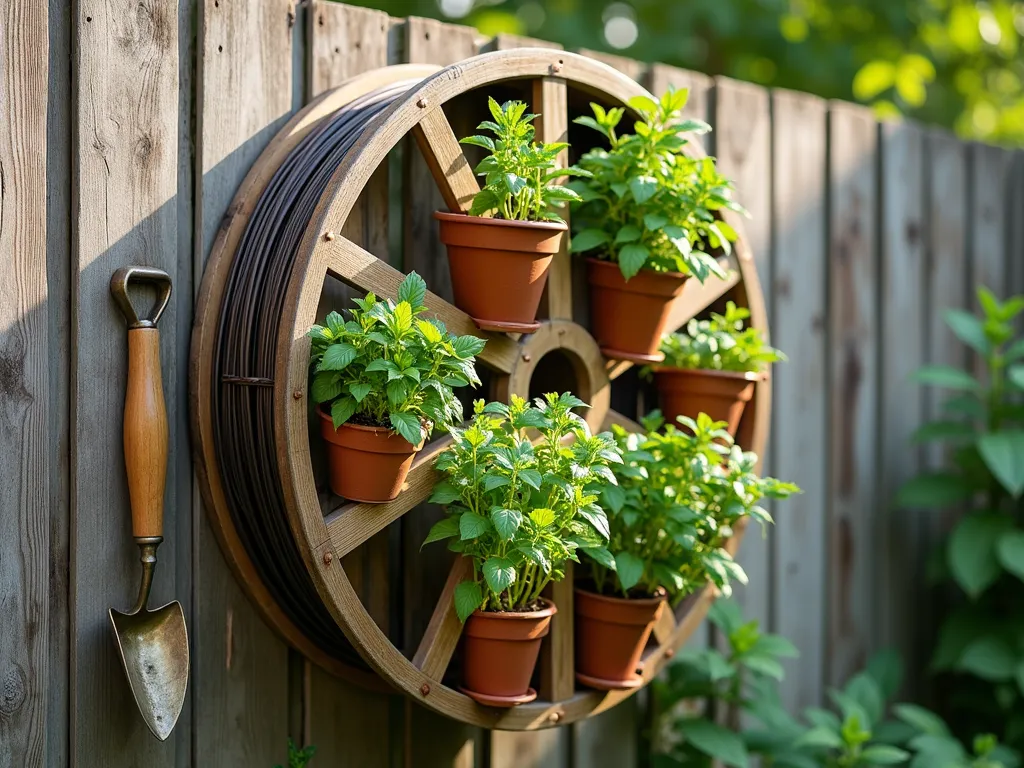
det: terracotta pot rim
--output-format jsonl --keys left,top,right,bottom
{"left": 434, "top": 210, "right": 568, "bottom": 232}
{"left": 655, "top": 367, "right": 765, "bottom": 382}
{"left": 316, "top": 407, "right": 426, "bottom": 447}
{"left": 469, "top": 597, "right": 558, "bottom": 621}
{"left": 585, "top": 256, "right": 688, "bottom": 281}
{"left": 574, "top": 587, "right": 667, "bottom": 607}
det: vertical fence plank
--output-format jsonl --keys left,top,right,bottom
{"left": 577, "top": 49, "right": 645, "bottom": 82}
{"left": 712, "top": 76, "right": 772, "bottom": 632}
{"left": 194, "top": 0, "right": 295, "bottom": 763}
{"left": 73, "top": 0, "right": 180, "bottom": 764}
{"left": 1008, "top": 153, "right": 1024, "bottom": 297}
{"left": 0, "top": 1, "right": 50, "bottom": 765}
{"left": 970, "top": 143, "right": 1013, "bottom": 298}
{"left": 402, "top": 16, "right": 485, "bottom": 768}
{"left": 573, "top": 698, "right": 639, "bottom": 768}
{"left": 304, "top": 6, "right": 396, "bottom": 765}
{"left": 771, "top": 89, "right": 828, "bottom": 710}
{"left": 826, "top": 103, "right": 879, "bottom": 689}
{"left": 878, "top": 121, "right": 926, "bottom": 692}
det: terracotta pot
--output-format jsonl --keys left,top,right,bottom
{"left": 655, "top": 368, "right": 761, "bottom": 437}
{"left": 435, "top": 211, "right": 566, "bottom": 334}
{"left": 318, "top": 408, "right": 423, "bottom": 503}
{"left": 574, "top": 588, "right": 665, "bottom": 690}
{"left": 461, "top": 598, "right": 557, "bottom": 707}
{"left": 586, "top": 258, "right": 689, "bottom": 363}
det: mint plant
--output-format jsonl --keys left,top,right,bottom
{"left": 656, "top": 302, "right": 786, "bottom": 374}
{"left": 422, "top": 393, "right": 623, "bottom": 621}
{"left": 307, "top": 271, "right": 485, "bottom": 445}
{"left": 568, "top": 87, "right": 746, "bottom": 281}
{"left": 896, "top": 288, "right": 1024, "bottom": 752}
{"left": 585, "top": 412, "right": 798, "bottom": 602}
{"left": 460, "top": 97, "right": 587, "bottom": 222}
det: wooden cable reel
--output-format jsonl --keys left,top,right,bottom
{"left": 191, "top": 50, "right": 770, "bottom": 729}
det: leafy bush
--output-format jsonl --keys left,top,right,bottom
{"left": 460, "top": 97, "right": 587, "bottom": 222}
{"left": 274, "top": 739, "right": 315, "bottom": 768}
{"left": 656, "top": 302, "right": 786, "bottom": 374}
{"left": 896, "top": 288, "right": 1024, "bottom": 751}
{"left": 423, "top": 393, "right": 623, "bottom": 621}
{"left": 584, "top": 412, "right": 798, "bottom": 601}
{"left": 307, "top": 272, "right": 485, "bottom": 445}
{"left": 568, "top": 88, "right": 745, "bottom": 281}
{"left": 650, "top": 601, "right": 1018, "bottom": 768}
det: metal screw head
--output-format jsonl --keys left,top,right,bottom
{"left": 549, "top": 711, "right": 561, "bottom": 723}
{"left": 324, "top": 231, "right": 336, "bottom": 241}
{"left": 417, "top": 97, "right": 429, "bottom": 109}
{"left": 522, "top": 353, "right": 532, "bottom": 363}
{"left": 323, "top": 551, "right": 334, "bottom": 566}
{"left": 293, "top": 389, "right": 303, "bottom": 400}
{"left": 665, "top": 648, "right": 674, "bottom": 659}
{"left": 420, "top": 683, "right": 431, "bottom": 696}
{"left": 551, "top": 61, "right": 564, "bottom": 74}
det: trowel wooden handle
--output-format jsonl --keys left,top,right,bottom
{"left": 124, "top": 328, "right": 168, "bottom": 539}
{"left": 111, "top": 266, "right": 171, "bottom": 540}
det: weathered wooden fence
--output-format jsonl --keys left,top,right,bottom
{"left": 3, "top": 1, "right": 1023, "bottom": 766}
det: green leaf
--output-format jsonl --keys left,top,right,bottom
{"left": 311, "top": 374, "right": 342, "bottom": 404}
{"left": 911, "top": 420, "right": 976, "bottom": 443}
{"left": 997, "top": 530, "right": 1024, "bottom": 581}
{"left": 978, "top": 431, "right": 1024, "bottom": 497}
{"left": 398, "top": 271, "right": 427, "bottom": 309}
{"left": 679, "top": 719, "right": 749, "bottom": 768}
{"left": 428, "top": 482, "right": 462, "bottom": 505}
{"left": 417, "top": 319, "right": 443, "bottom": 344}
{"left": 452, "top": 334, "right": 486, "bottom": 359}
{"left": 747, "top": 633, "right": 797, "bottom": 662}
{"left": 618, "top": 243, "right": 650, "bottom": 280}
{"left": 519, "top": 468, "right": 542, "bottom": 490}
{"left": 948, "top": 513, "right": 1010, "bottom": 598}
{"left": 422, "top": 516, "right": 461, "bottom": 546}
{"left": 392, "top": 301, "right": 413, "bottom": 333}
{"left": 892, "top": 703, "right": 950, "bottom": 737}
{"left": 388, "top": 411, "right": 423, "bottom": 445}
{"left": 844, "top": 672, "right": 884, "bottom": 726}
{"left": 517, "top": 543, "right": 551, "bottom": 572}
{"left": 615, "top": 552, "right": 645, "bottom": 591}
{"left": 320, "top": 342, "right": 358, "bottom": 371}
{"left": 859, "top": 745, "right": 910, "bottom": 764}
{"left": 628, "top": 175, "right": 658, "bottom": 204}
{"left": 602, "top": 484, "right": 626, "bottom": 514}
{"left": 794, "top": 726, "right": 843, "bottom": 749}
{"left": 894, "top": 473, "right": 972, "bottom": 508}
{"left": 912, "top": 365, "right": 979, "bottom": 391}
{"left": 614, "top": 224, "right": 642, "bottom": 244}
{"left": 853, "top": 60, "right": 896, "bottom": 100}
{"left": 741, "top": 654, "right": 785, "bottom": 681}
{"left": 330, "top": 397, "right": 357, "bottom": 429}
{"left": 460, "top": 511, "right": 491, "bottom": 540}
{"left": 644, "top": 213, "right": 668, "bottom": 231}
{"left": 1009, "top": 365, "right": 1024, "bottom": 390}
{"left": 490, "top": 508, "right": 522, "bottom": 541}
{"left": 483, "top": 556, "right": 516, "bottom": 595}
{"left": 944, "top": 309, "right": 991, "bottom": 354}
{"left": 627, "top": 94, "right": 658, "bottom": 114}
{"left": 582, "top": 546, "right": 616, "bottom": 570}
{"left": 349, "top": 381, "right": 372, "bottom": 403}
{"left": 569, "top": 228, "right": 611, "bottom": 253}
{"left": 957, "top": 635, "right": 1016, "bottom": 680}
{"left": 578, "top": 505, "right": 610, "bottom": 539}
{"left": 866, "top": 649, "right": 903, "bottom": 699}
{"left": 454, "top": 579, "right": 483, "bottom": 623}
{"left": 529, "top": 507, "right": 555, "bottom": 527}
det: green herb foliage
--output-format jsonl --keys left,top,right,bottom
{"left": 568, "top": 88, "right": 746, "bottom": 281}
{"left": 896, "top": 288, "right": 1024, "bottom": 752}
{"left": 650, "top": 601, "right": 1017, "bottom": 768}
{"left": 423, "top": 393, "right": 623, "bottom": 621}
{"left": 461, "top": 97, "right": 588, "bottom": 222}
{"left": 307, "top": 272, "right": 485, "bottom": 445}
{"left": 586, "top": 412, "right": 798, "bottom": 602}
{"left": 274, "top": 739, "right": 316, "bottom": 768}
{"left": 657, "top": 302, "right": 787, "bottom": 374}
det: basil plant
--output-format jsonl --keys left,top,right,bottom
{"left": 423, "top": 393, "right": 624, "bottom": 622}
{"left": 657, "top": 301, "right": 787, "bottom": 374}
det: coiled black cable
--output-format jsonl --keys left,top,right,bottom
{"left": 213, "top": 81, "right": 419, "bottom": 666}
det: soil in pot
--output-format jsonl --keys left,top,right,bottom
{"left": 318, "top": 409, "right": 423, "bottom": 503}
{"left": 586, "top": 258, "right": 689, "bottom": 363}
{"left": 574, "top": 588, "right": 665, "bottom": 690}
{"left": 435, "top": 212, "right": 566, "bottom": 334}
{"left": 655, "top": 368, "right": 761, "bottom": 437}
{"left": 460, "top": 598, "right": 557, "bottom": 707}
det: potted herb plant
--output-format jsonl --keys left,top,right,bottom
{"left": 652, "top": 302, "right": 785, "bottom": 437}
{"left": 435, "top": 97, "right": 586, "bottom": 333}
{"left": 575, "top": 412, "right": 798, "bottom": 690}
{"left": 422, "top": 392, "right": 623, "bottom": 706}
{"left": 569, "top": 88, "right": 747, "bottom": 363}
{"left": 308, "top": 272, "right": 485, "bottom": 503}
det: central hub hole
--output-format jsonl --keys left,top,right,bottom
{"left": 528, "top": 349, "right": 588, "bottom": 407}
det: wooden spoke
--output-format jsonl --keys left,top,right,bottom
{"left": 412, "top": 557, "right": 474, "bottom": 680}
{"left": 325, "top": 436, "right": 452, "bottom": 558}
{"left": 412, "top": 107, "right": 482, "bottom": 214}
{"left": 322, "top": 235, "right": 518, "bottom": 373}
{"left": 540, "top": 571, "right": 575, "bottom": 701}
{"left": 606, "top": 256, "right": 740, "bottom": 381}
{"left": 651, "top": 603, "right": 677, "bottom": 646}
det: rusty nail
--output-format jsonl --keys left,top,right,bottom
{"left": 417, "top": 97, "right": 429, "bottom": 109}
{"left": 420, "top": 683, "right": 431, "bottom": 696}
{"left": 522, "top": 353, "right": 531, "bottom": 362}
{"left": 551, "top": 62, "right": 563, "bottom": 74}
{"left": 323, "top": 551, "right": 333, "bottom": 565}
{"left": 324, "top": 231, "right": 336, "bottom": 241}
{"left": 293, "top": 389, "right": 303, "bottom": 400}
{"left": 665, "top": 648, "right": 674, "bottom": 658}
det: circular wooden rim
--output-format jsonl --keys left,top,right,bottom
{"left": 193, "top": 49, "right": 771, "bottom": 728}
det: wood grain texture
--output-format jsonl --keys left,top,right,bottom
{"left": 413, "top": 557, "right": 473, "bottom": 680}
{"left": 578, "top": 49, "right": 645, "bottom": 82}
{"left": 308, "top": 2, "right": 389, "bottom": 99}
{"left": 0, "top": 0, "right": 49, "bottom": 763}
{"left": 970, "top": 143, "right": 1014, "bottom": 298}
{"left": 412, "top": 107, "right": 482, "bottom": 213}
{"left": 491, "top": 727, "right": 570, "bottom": 768}
{"left": 573, "top": 697, "right": 638, "bottom": 768}
{"left": 124, "top": 329, "right": 169, "bottom": 538}
{"left": 878, "top": 121, "right": 925, "bottom": 692}
{"left": 194, "top": 0, "right": 295, "bottom": 762}
{"left": 73, "top": 0, "right": 181, "bottom": 763}
{"left": 1008, "top": 152, "right": 1024, "bottom": 297}
{"left": 712, "top": 76, "right": 772, "bottom": 633}
{"left": 771, "top": 89, "right": 828, "bottom": 710}
{"left": 827, "top": 102, "right": 879, "bottom": 689}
